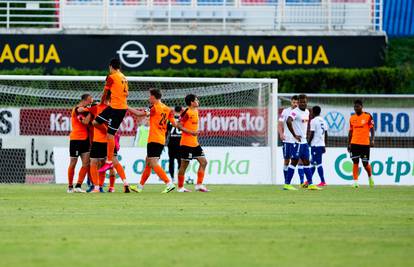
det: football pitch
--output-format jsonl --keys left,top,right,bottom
{"left": 0, "top": 185, "right": 413, "bottom": 267}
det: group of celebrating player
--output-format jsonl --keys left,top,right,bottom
{"left": 68, "top": 58, "right": 376, "bottom": 193}
{"left": 67, "top": 58, "right": 209, "bottom": 194}
{"left": 278, "top": 95, "right": 375, "bottom": 190}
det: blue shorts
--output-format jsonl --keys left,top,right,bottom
{"left": 292, "top": 143, "right": 310, "bottom": 161}
{"left": 311, "top": 146, "right": 325, "bottom": 165}
{"left": 282, "top": 142, "right": 296, "bottom": 160}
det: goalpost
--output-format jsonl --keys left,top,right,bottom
{"left": 0, "top": 75, "right": 279, "bottom": 185}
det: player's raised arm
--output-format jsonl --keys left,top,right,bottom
{"left": 127, "top": 106, "right": 148, "bottom": 117}
{"left": 167, "top": 108, "right": 178, "bottom": 128}
{"left": 82, "top": 113, "right": 92, "bottom": 125}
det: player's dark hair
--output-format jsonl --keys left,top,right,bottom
{"left": 291, "top": 95, "right": 298, "bottom": 100}
{"left": 312, "top": 105, "right": 321, "bottom": 116}
{"left": 150, "top": 89, "right": 162, "bottom": 99}
{"left": 298, "top": 94, "right": 307, "bottom": 100}
{"left": 174, "top": 106, "right": 182, "bottom": 113}
{"left": 109, "top": 58, "right": 121, "bottom": 70}
{"left": 354, "top": 99, "right": 363, "bottom": 106}
{"left": 81, "top": 93, "right": 91, "bottom": 101}
{"left": 185, "top": 94, "right": 197, "bottom": 106}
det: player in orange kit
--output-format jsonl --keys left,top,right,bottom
{"left": 67, "top": 93, "right": 93, "bottom": 193}
{"left": 93, "top": 58, "right": 128, "bottom": 174}
{"left": 129, "top": 89, "right": 177, "bottom": 194}
{"left": 177, "top": 94, "right": 209, "bottom": 192}
{"left": 348, "top": 99, "right": 375, "bottom": 188}
{"left": 85, "top": 94, "right": 131, "bottom": 193}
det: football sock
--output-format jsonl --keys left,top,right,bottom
{"left": 298, "top": 165, "right": 305, "bottom": 184}
{"left": 113, "top": 162, "right": 128, "bottom": 186}
{"left": 178, "top": 174, "right": 185, "bottom": 188}
{"left": 303, "top": 165, "right": 313, "bottom": 185}
{"left": 68, "top": 166, "right": 75, "bottom": 187}
{"left": 90, "top": 164, "right": 99, "bottom": 186}
{"left": 106, "top": 138, "right": 115, "bottom": 162}
{"left": 99, "top": 172, "right": 105, "bottom": 187}
{"left": 76, "top": 166, "right": 89, "bottom": 186}
{"left": 353, "top": 163, "right": 359, "bottom": 181}
{"left": 153, "top": 165, "right": 170, "bottom": 184}
{"left": 364, "top": 164, "right": 372, "bottom": 177}
{"left": 317, "top": 164, "right": 325, "bottom": 183}
{"left": 87, "top": 169, "right": 92, "bottom": 185}
{"left": 310, "top": 165, "right": 316, "bottom": 176}
{"left": 109, "top": 173, "right": 116, "bottom": 188}
{"left": 140, "top": 166, "right": 152, "bottom": 186}
{"left": 286, "top": 165, "right": 295, "bottom": 184}
{"left": 283, "top": 165, "right": 288, "bottom": 184}
{"left": 197, "top": 169, "right": 205, "bottom": 185}
{"left": 169, "top": 158, "right": 175, "bottom": 180}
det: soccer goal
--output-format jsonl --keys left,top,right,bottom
{"left": 0, "top": 75, "right": 279, "bottom": 184}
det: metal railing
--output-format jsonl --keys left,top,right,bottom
{"left": 0, "top": 1, "right": 61, "bottom": 29}
{"left": 0, "top": 0, "right": 383, "bottom": 32}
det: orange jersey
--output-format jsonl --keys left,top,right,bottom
{"left": 148, "top": 102, "right": 175, "bottom": 145}
{"left": 89, "top": 103, "right": 109, "bottom": 143}
{"left": 349, "top": 112, "right": 374, "bottom": 145}
{"left": 69, "top": 107, "right": 89, "bottom": 141}
{"left": 180, "top": 108, "right": 199, "bottom": 147}
{"left": 105, "top": 71, "right": 128, "bottom": 109}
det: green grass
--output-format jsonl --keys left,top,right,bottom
{"left": 0, "top": 185, "right": 413, "bottom": 267}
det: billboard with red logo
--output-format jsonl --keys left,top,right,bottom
{"left": 19, "top": 108, "right": 268, "bottom": 137}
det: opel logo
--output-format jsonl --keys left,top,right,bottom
{"left": 117, "top": 41, "right": 148, "bottom": 68}
{"left": 324, "top": 111, "right": 345, "bottom": 133}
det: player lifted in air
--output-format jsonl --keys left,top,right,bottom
{"left": 308, "top": 105, "right": 328, "bottom": 186}
{"left": 177, "top": 94, "right": 209, "bottom": 192}
{"left": 348, "top": 99, "right": 375, "bottom": 188}
{"left": 129, "top": 89, "right": 177, "bottom": 194}
{"left": 85, "top": 94, "right": 130, "bottom": 193}
{"left": 285, "top": 94, "right": 321, "bottom": 190}
{"left": 67, "top": 93, "right": 93, "bottom": 193}
{"left": 93, "top": 58, "right": 128, "bottom": 174}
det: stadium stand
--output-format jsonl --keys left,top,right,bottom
{"left": 0, "top": 0, "right": 383, "bottom": 33}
